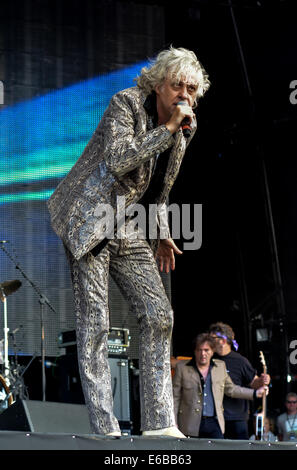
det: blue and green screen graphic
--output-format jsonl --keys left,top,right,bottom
{"left": 0, "top": 61, "right": 147, "bottom": 204}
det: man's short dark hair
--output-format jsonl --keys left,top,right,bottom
{"left": 193, "top": 333, "right": 216, "bottom": 351}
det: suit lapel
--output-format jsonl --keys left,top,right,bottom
{"left": 158, "top": 129, "right": 187, "bottom": 203}
{"left": 186, "top": 363, "right": 203, "bottom": 393}
{"left": 142, "top": 91, "right": 187, "bottom": 205}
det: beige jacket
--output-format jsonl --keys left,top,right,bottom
{"left": 172, "top": 359, "right": 254, "bottom": 436}
{"left": 47, "top": 86, "right": 196, "bottom": 260}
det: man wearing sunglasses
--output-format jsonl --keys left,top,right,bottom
{"left": 276, "top": 392, "right": 297, "bottom": 441}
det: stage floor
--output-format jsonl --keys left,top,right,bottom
{"left": 0, "top": 431, "right": 296, "bottom": 469}
{"left": 0, "top": 400, "right": 296, "bottom": 461}
{"left": 0, "top": 430, "right": 296, "bottom": 451}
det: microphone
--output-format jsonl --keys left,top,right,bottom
{"left": 177, "top": 101, "right": 192, "bottom": 138}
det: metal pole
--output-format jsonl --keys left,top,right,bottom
{"left": 40, "top": 299, "right": 46, "bottom": 402}
{"left": 2, "top": 295, "right": 10, "bottom": 384}
{"left": 226, "top": 2, "right": 289, "bottom": 391}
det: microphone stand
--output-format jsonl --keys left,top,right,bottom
{"left": 0, "top": 243, "right": 59, "bottom": 402}
{"left": 0, "top": 288, "right": 10, "bottom": 385}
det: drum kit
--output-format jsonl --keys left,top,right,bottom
{"left": 0, "top": 279, "right": 29, "bottom": 412}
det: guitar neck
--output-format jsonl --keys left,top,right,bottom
{"left": 262, "top": 365, "right": 267, "bottom": 418}
{"left": 262, "top": 391, "right": 266, "bottom": 417}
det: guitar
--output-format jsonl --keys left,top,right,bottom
{"left": 255, "top": 351, "right": 267, "bottom": 440}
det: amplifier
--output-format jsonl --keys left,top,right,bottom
{"left": 56, "top": 354, "right": 133, "bottom": 429}
{"left": 108, "top": 327, "right": 130, "bottom": 355}
{"left": 58, "top": 327, "right": 130, "bottom": 355}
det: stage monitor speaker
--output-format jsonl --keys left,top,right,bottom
{"left": 0, "top": 399, "right": 92, "bottom": 433}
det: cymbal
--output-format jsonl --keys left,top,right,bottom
{"left": 0, "top": 280, "right": 22, "bottom": 299}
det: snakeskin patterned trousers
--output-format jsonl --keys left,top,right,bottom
{"left": 65, "top": 237, "right": 175, "bottom": 434}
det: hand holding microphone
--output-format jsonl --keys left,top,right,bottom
{"left": 165, "top": 101, "right": 195, "bottom": 138}
{"left": 178, "top": 101, "right": 192, "bottom": 138}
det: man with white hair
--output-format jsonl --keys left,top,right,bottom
{"left": 47, "top": 46, "right": 210, "bottom": 437}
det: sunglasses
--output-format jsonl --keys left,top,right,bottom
{"left": 286, "top": 400, "right": 297, "bottom": 404}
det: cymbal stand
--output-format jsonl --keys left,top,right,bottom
{"left": 8, "top": 328, "right": 29, "bottom": 400}
{"left": 0, "top": 287, "right": 10, "bottom": 385}
{"left": 0, "top": 243, "right": 59, "bottom": 402}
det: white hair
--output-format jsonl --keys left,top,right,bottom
{"left": 136, "top": 46, "right": 210, "bottom": 107}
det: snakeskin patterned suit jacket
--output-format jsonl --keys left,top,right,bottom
{"left": 173, "top": 359, "right": 254, "bottom": 436}
{"left": 47, "top": 86, "right": 196, "bottom": 260}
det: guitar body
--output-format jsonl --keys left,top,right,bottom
{"left": 255, "top": 414, "right": 264, "bottom": 440}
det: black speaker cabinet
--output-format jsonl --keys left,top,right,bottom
{"left": 0, "top": 399, "right": 92, "bottom": 433}
{"left": 57, "top": 354, "right": 131, "bottom": 423}
{"left": 109, "top": 356, "right": 130, "bottom": 422}
{"left": 0, "top": 356, "right": 133, "bottom": 433}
